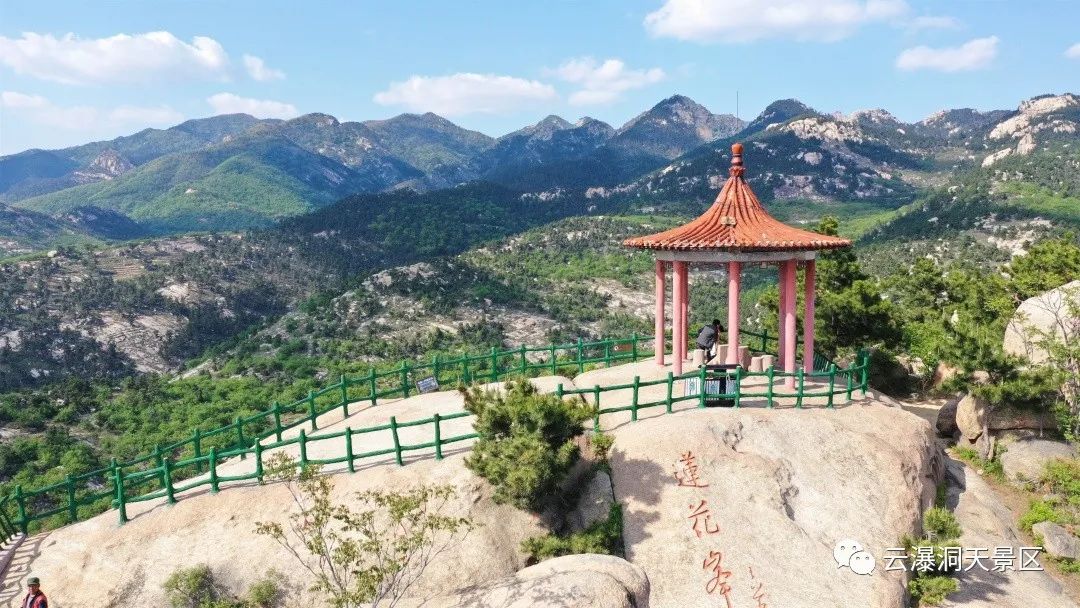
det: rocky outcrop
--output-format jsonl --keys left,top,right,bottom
{"left": 942, "top": 458, "right": 1078, "bottom": 607}
{"left": 999, "top": 439, "right": 1075, "bottom": 482}
{"left": 570, "top": 470, "right": 615, "bottom": 532}
{"left": 936, "top": 395, "right": 961, "bottom": 436}
{"left": 415, "top": 554, "right": 649, "bottom": 608}
{"left": 956, "top": 393, "right": 988, "bottom": 441}
{"left": 1003, "top": 280, "right": 1080, "bottom": 366}
{"left": 609, "top": 404, "right": 940, "bottom": 608}
{"left": 1032, "top": 521, "right": 1080, "bottom": 560}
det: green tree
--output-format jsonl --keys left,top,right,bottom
{"left": 255, "top": 454, "right": 473, "bottom": 608}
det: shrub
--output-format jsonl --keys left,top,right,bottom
{"left": 163, "top": 565, "right": 279, "bottom": 608}
{"left": 463, "top": 379, "right": 591, "bottom": 511}
{"left": 1019, "top": 499, "right": 1065, "bottom": 533}
{"left": 591, "top": 433, "right": 614, "bottom": 464}
{"left": 522, "top": 504, "right": 623, "bottom": 562}
{"left": 923, "top": 507, "right": 962, "bottom": 542}
{"left": 1040, "top": 458, "right": 1080, "bottom": 503}
{"left": 909, "top": 575, "right": 959, "bottom": 606}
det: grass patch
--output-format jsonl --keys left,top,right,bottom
{"left": 951, "top": 445, "right": 1005, "bottom": 481}
{"left": 521, "top": 503, "right": 624, "bottom": 563}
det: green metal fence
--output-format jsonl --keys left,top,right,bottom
{"left": 0, "top": 332, "right": 864, "bottom": 534}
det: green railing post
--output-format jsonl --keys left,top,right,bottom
{"left": 698, "top": 366, "right": 708, "bottom": 408}
{"left": 307, "top": 391, "right": 318, "bottom": 431}
{"left": 345, "top": 429, "right": 356, "bottom": 472}
{"left": 766, "top": 367, "right": 775, "bottom": 408}
{"left": 490, "top": 347, "right": 499, "bottom": 381}
{"left": 66, "top": 475, "right": 77, "bottom": 523}
{"left": 556, "top": 383, "right": 564, "bottom": 401}
{"left": 577, "top": 338, "right": 585, "bottom": 374}
{"left": 402, "top": 362, "right": 411, "bottom": 398}
{"left": 519, "top": 345, "right": 527, "bottom": 375}
{"left": 153, "top": 444, "right": 165, "bottom": 484}
{"left": 193, "top": 428, "right": 204, "bottom": 473}
{"left": 550, "top": 345, "right": 557, "bottom": 374}
{"left": 254, "top": 441, "right": 265, "bottom": 483}
{"left": 390, "top": 416, "right": 403, "bottom": 466}
{"left": 235, "top": 418, "right": 247, "bottom": 458}
{"left": 795, "top": 368, "right": 805, "bottom": 409}
{"left": 209, "top": 449, "right": 220, "bottom": 493}
{"left": 463, "top": 357, "right": 472, "bottom": 385}
{"left": 271, "top": 402, "right": 283, "bottom": 442}
{"left": 827, "top": 364, "right": 837, "bottom": 409}
{"left": 733, "top": 367, "right": 742, "bottom": 408}
{"left": 368, "top": 368, "right": 378, "bottom": 405}
{"left": 13, "top": 485, "right": 27, "bottom": 534}
{"left": 340, "top": 374, "right": 350, "bottom": 418}
{"left": 860, "top": 352, "right": 869, "bottom": 396}
{"left": 592, "top": 385, "right": 601, "bottom": 432}
{"left": 298, "top": 430, "right": 308, "bottom": 470}
{"left": 433, "top": 354, "right": 442, "bottom": 385}
{"left": 846, "top": 363, "right": 854, "bottom": 401}
{"left": 631, "top": 333, "right": 639, "bottom": 361}
{"left": 433, "top": 413, "right": 443, "bottom": 460}
{"left": 665, "top": 372, "right": 674, "bottom": 413}
{"left": 111, "top": 460, "right": 128, "bottom": 524}
{"left": 631, "top": 376, "right": 640, "bottom": 422}
{"left": 163, "top": 456, "right": 176, "bottom": 504}
{"left": 604, "top": 341, "right": 612, "bottom": 367}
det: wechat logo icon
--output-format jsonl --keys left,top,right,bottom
{"left": 834, "top": 539, "right": 876, "bottom": 575}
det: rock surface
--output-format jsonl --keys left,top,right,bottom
{"left": 942, "top": 458, "right": 1079, "bottom": 607}
{"left": 411, "top": 554, "right": 649, "bottom": 608}
{"left": 999, "top": 439, "right": 1076, "bottom": 482}
{"left": 956, "top": 393, "right": 988, "bottom": 439}
{"left": 937, "top": 395, "right": 961, "bottom": 436}
{"left": 1032, "top": 521, "right": 1080, "bottom": 560}
{"left": 570, "top": 470, "right": 615, "bottom": 532}
{"left": 609, "top": 404, "right": 940, "bottom": 608}
{"left": 1003, "top": 280, "right": 1080, "bottom": 366}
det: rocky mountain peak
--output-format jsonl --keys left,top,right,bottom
{"left": 1017, "top": 93, "right": 1080, "bottom": 117}
{"left": 848, "top": 108, "right": 899, "bottom": 124}
{"left": 86, "top": 149, "right": 134, "bottom": 177}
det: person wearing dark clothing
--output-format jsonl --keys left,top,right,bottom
{"left": 696, "top": 319, "right": 724, "bottom": 361}
{"left": 22, "top": 577, "right": 47, "bottom": 608}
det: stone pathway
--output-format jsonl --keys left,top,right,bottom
{"left": 941, "top": 457, "right": 1079, "bottom": 607}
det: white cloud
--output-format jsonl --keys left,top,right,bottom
{"left": 0, "top": 31, "right": 230, "bottom": 85}
{"left": 643, "top": 0, "right": 908, "bottom": 43}
{"left": 907, "top": 15, "right": 960, "bottom": 30}
{"left": 896, "top": 36, "right": 999, "bottom": 72}
{"left": 1, "top": 91, "right": 183, "bottom": 131}
{"left": 207, "top": 92, "right": 298, "bottom": 119}
{"left": 550, "top": 57, "right": 665, "bottom": 105}
{"left": 1066, "top": 42, "right": 1080, "bottom": 59}
{"left": 373, "top": 73, "right": 557, "bottom": 116}
{"left": 243, "top": 54, "right": 285, "bottom": 81}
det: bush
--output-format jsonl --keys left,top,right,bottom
{"left": 522, "top": 504, "right": 623, "bottom": 562}
{"left": 923, "top": 507, "right": 962, "bottom": 542}
{"left": 591, "top": 433, "right": 614, "bottom": 464}
{"left": 163, "top": 565, "right": 279, "bottom": 608}
{"left": 1019, "top": 499, "right": 1066, "bottom": 533}
{"left": 464, "top": 379, "right": 591, "bottom": 511}
{"left": 908, "top": 575, "right": 959, "bottom": 606}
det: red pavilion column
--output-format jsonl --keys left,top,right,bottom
{"left": 680, "top": 262, "right": 690, "bottom": 357}
{"left": 726, "top": 261, "right": 741, "bottom": 365}
{"left": 777, "top": 263, "right": 787, "bottom": 368}
{"left": 782, "top": 259, "right": 798, "bottom": 388}
{"left": 654, "top": 260, "right": 666, "bottom": 365}
{"left": 803, "top": 259, "right": 816, "bottom": 373}
{"left": 672, "top": 260, "right": 686, "bottom": 375}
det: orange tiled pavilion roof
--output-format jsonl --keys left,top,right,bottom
{"left": 623, "top": 143, "right": 852, "bottom": 252}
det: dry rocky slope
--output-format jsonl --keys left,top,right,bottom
{"left": 1, "top": 363, "right": 940, "bottom": 607}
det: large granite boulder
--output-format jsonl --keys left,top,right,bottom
{"left": 936, "top": 395, "right": 961, "bottom": 436}
{"left": 999, "top": 439, "right": 1075, "bottom": 482}
{"left": 1004, "top": 280, "right": 1080, "bottom": 366}
{"left": 956, "top": 393, "right": 988, "bottom": 440}
{"left": 570, "top": 470, "right": 616, "bottom": 532}
{"left": 609, "top": 403, "right": 940, "bottom": 608}
{"left": 416, "top": 554, "right": 650, "bottom": 608}
{"left": 1032, "top": 521, "right": 1080, "bottom": 560}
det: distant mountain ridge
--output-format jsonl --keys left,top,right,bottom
{"left": 3, "top": 92, "right": 1079, "bottom": 252}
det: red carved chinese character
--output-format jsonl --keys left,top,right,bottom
{"left": 748, "top": 566, "right": 768, "bottom": 608}
{"left": 703, "top": 550, "right": 734, "bottom": 607}
{"left": 674, "top": 451, "right": 709, "bottom": 487}
{"left": 687, "top": 499, "right": 721, "bottom": 537}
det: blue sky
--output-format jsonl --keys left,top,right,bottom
{"left": 1, "top": 0, "right": 1078, "bottom": 154}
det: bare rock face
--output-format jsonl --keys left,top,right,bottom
{"left": 1032, "top": 521, "right": 1080, "bottom": 560}
{"left": 570, "top": 470, "right": 615, "bottom": 532}
{"left": 937, "top": 395, "right": 962, "bottom": 436}
{"left": 999, "top": 439, "right": 1075, "bottom": 482}
{"left": 956, "top": 393, "right": 988, "bottom": 440}
{"left": 415, "top": 554, "right": 650, "bottom": 608}
{"left": 1003, "top": 280, "right": 1080, "bottom": 366}
{"left": 608, "top": 404, "right": 939, "bottom": 608}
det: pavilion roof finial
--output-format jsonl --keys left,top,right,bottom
{"left": 729, "top": 142, "right": 745, "bottom": 178}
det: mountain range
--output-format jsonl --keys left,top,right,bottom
{"left": 2, "top": 92, "right": 1079, "bottom": 258}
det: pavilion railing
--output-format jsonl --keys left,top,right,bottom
{"left": 0, "top": 333, "right": 862, "bottom": 534}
